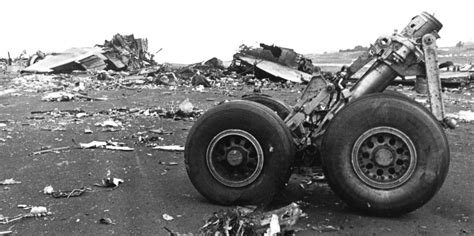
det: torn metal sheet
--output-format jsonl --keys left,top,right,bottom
{"left": 237, "top": 55, "right": 312, "bottom": 83}
{"left": 23, "top": 47, "right": 106, "bottom": 73}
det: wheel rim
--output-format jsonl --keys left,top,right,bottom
{"left": 351, "top": 126, "right": 417, "bottom": 189}
{"left": 206, "top": 129, "right": 264, "bottom": 187}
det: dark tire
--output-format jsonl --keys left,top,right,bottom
{"left": 321, "top": 93, "right": 449, "bottom": 216}
{"left": 383, "top": 89, "right": 410, "bottom": 99}
{"left": 242, "top": 93, "right": 292, "bottom": 120}
{"left": 185, "top": 100, "right": 295, "bottom": 205}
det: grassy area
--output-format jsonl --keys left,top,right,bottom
{"left": 305, "top": 44, "right": 474, "bottom": 73}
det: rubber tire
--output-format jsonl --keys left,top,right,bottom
{"left": 242, "top": 93, "right": 292, "bottom": 120}
{"left": 383, "top": 89, "right": 410, "bottom": 99}
{"left": 185, "top": 100, "right": 295, "bottom": 205}
{"left": 321, "top": 93, "right": 449, "bottom": 216}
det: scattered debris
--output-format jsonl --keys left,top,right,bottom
{"left": 0, "top": 179, "right": 21, "bottom": 185}
{"left": 79, "top": 140, "right": 134, "bottom": 151}
{"left": 152, "top": 145, "right": 185, "bottom": 152}
{"left": 94, "top": 119, "right": 122, "bottom": 127}
{"left": 43, "top": 185, "right": 54, "bottom": 195}
{"left": 43, "top": 182, "right": 114, "bottom": 198}
{"left": 148, "top": 128, "right": 173, "bottom": 135}
{"left": 162, "top": 214, "right": 174, "bottom": 221}
{"left": 0, "top": 206, "right": 52, "bottom": 224}
{"left": 41, "top": 92, "right": 75, "bottom": 102}
{"left": 311, "top": 225, "right": 341, "bottom": 233}
{"left": 266, "top": 214, "right": 281, "bottom": 235}
{"left": 31, "top": 146, "right": 70, "bottom": 155}
{"left": 50, "top": 187, "right": 89, "bottom": 198}
{"left": 200, "top": 202, "right": 303, "bottom": 235}
{"left": 178, "top": 98, "right": 194, "bottom": 114}
{"left": 159, "top": 161, "right": 179, "bottom": 166}
{"left": 446, "top": 110, "right": 474, "bottom": 123}
{"left": 79, "top": 141, "right": 108, "bottom": 149}
{"left": 104, "top": 145, "right": 134, "bottom": 151}
{"left": 30, "top": 206, "right": 48, "bottom": 215}
{"left": 98, "top": 217, "right": 116, "bottom": 225}
{"left": 94, "top": 177, "right": 124, "bottom": 188}
{"left": 41, "top": 91, "right": 108, "bottom": 102}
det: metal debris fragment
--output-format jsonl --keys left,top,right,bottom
{"left": 152, "top": 145, "right": 185, "bottom": 152}
{"left": 98, "top": 217, "right": 116, "bottom": 225}
{"left": 162, "top": 214, "right": 174, "bottom": 221}
{"left": 32, "top": 146, "right": 70, "bottom": 155}
{"left": 0, "top": 179, "right": 21, "bottom": 185}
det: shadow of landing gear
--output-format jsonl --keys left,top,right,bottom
{"left": 270, "top": 173, "right": 349, "bottom": 213}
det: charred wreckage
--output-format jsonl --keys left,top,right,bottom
{"left": 185, "top": 12, "right": 453, "bottom": 216}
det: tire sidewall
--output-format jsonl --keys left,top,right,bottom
{"left": 185, "top": 101, "right": 294, "bottom": 205}
{"left": 322, "top": 94, "right": 449, "bottom": 215}
{"left": 242, "top": 93, "right": 292, "bottom": 120}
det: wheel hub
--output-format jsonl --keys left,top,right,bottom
{"left": 374, "top": 147, "right": 394, "bottom": 167}
{"left": 206, "top": 129, "right": 264, "bottom": 187}
{"left": 351, "top": 126, "right": 417, "bottom": 189}
{"left": 226, "top": 149, "right": 244, "bottom": 166}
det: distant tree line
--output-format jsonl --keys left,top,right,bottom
{"left": 339, "top": 45, "right": 369, "bottom": 53}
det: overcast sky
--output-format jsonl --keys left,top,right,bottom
{"left": 1, "top": 0, "right": 472, "bottom": 63}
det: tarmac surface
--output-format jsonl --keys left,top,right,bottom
{"left": 0, "top": 83, "right": 473, "bottom": 235}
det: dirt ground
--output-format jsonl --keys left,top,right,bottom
{"left": 0, "top": 79, "right": 473, "bottom": 235}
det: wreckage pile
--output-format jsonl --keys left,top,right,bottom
{"left": 17, "top": 39, "right": 321, "bottom": 92}
{"left": 229, "top": 43, "right": 319, "bottom": 83}
{"left": 98, "top": 34, "right": 156, "bottom": 71}
{"left": 23, "top": 34, "right": 156, "bottom": 74}
{"left": 9, "top": 62, "right": 248, "bottom": 97}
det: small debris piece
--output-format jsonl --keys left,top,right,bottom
{"left": 446, "top": 110, "right": 474, "bottom": 123}
{"left": 0, "top": 207, "right": 52, "bottom": 224}
{"left": 255, "top": 202, "right": 302, "bottom": 228}
{"left": 51, "top": 187, "right": 88, "bottom": 198}
{"left": 152, "top": 145, "right": 185, "bottom": 152}
{"left": 30, "top": 206, "right": 48, "bottom": 215}
{"left": 94, "top": 177, "right": 124, "bottom": 188}
{"left": 178, "top": 98, "right": 194, "bottom": 114}
{"left": 79, "top": 141, "right": 134, "bottom": 151}
{"left": 41, "top": 92, "right": 75, "bottom": 102}
{"left": 0, "top": 179, "right": 21, "bottom": 185}
{"left": 0, "top": 230, "right": 12, "bottom": 235}
{"left": 43, "top": 185, "right": 54, "bottom": 195}
{"left": 266, "top": 214, "right": 281, "bottom": 235}
{"left": 159, "top": 161, "right": 179, "bottom": 166}
{"left": 192, "top": 74, "right": 211, "bottom": 87}
{"left": 105, "top": 145, "right": 134, "bottom": 151}
{"left": 95, "top": 119, "right": 122, "bottom": 127}
{"left": 80, "top": 141, "right": 107, "bottom": 149}
{"left": 312, "top": 225, "right": 341, "bottom": 233}
{"left": 98, "top": 218, "right": 115, "bottom": 225}
{"left": 84, "top": 129, "right": 93, "bottom": 134}
{"left": 101, "top": 127, "right": 121, "bottom": 132}
{"left": 162, "top": 214, "right": 174, "bottom": 221}
{"left": 148, "top": 128, "right": 173, "bottom": 135}
{"left": 32, "top": 146, "right": 70, "bottom": 155}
